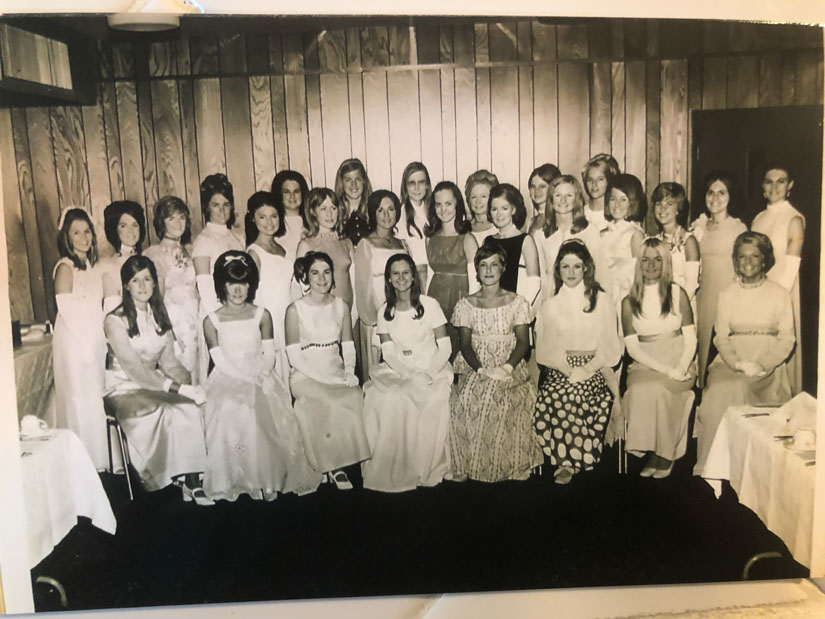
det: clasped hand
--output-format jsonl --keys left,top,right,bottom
{"left": 179, "top": 384, "right": 206, "bottom": 405}
{"left": 666, "top": 366, "right": 691, "bottom": 382}
{"left": 479, "top": 365, "right": 511, "bottom": 381}
{"left": 735, "top": 360, "right": 766, "bottom": 378}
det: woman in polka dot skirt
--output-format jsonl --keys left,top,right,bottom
{"left": 533, "top": 239, "right": 622, "bottom": 484}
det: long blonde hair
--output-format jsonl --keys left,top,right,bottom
{"left": 628, "top": 237, "right": 674, "bottom": 317}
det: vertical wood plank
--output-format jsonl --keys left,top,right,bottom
{"left": 475, "top": 67, "right": 491, "bottom": 173}
{"left": 610, "top": 21, "right": 624, "bottom": 59}
{"left": 490, "top": 66, "right": 520, "bottom": 185}
{"left": 97, "top": 40, "right": 112, "bottom": 80}
{"left": 303, "top": 32, "right": 320, "bottom": 71}
{"left": 219, "top": 34, "right": 247, "bottom": 74}
{"left": 702, "top": 57, "right": 727, "bottom": 109}
{"left": 518, "top": 21, "right": 534, "bottom": 192}
{"left": 419, "top": 69, "right": 443, "bottom": 182}
{"left": 283, "top": 74, "right": 311, "bottom": 180}
{"left": 440, "top": 68, "right": 457, "bottom": 183}
{"left": 453, "top": 24, "right": 474, "bottom": 65}
{"left": 150, "top": 79, "right": 186, "bottom": 200}
{"left": 588, "top": 19, "right": 612, "bottom": 59}
{"left": 269, "top": 75, "right": 289, "bottom": 174}
{"left": 726, "top": 55, "right": 759, "bottom": 108}
{"left": 660, "top": 20, "right": 692, "bottom": 59}
{"left": 3, "top": 109, "right": 36, "bottom": 322}
{"left": 624, "top": 61, "right": 646, "bottom": 184}
{"left": 101, "top": 82, "right": 124, "bottom": 201}
{"left": 248, "top": 75, "right": 276, "bottom": 192}
{"left": 780, "top": 53, "right": 796, "bottom": 105}
{"left": 112, "top": 41, "right": 135, "bottom": 78}
{"left": 611, "top": 62, "right": 626, "bottom": 171}
{"left": 319, "top": 73, "right": 352, "bottom": 189}
{"left": 345, "top": 27, "right": 361, "bottom": 69}
{"left": 50, "top": 106, "right": 91, "bottom": 209}
{"left": 687, "top": 57, "right": 703, "bottom": 112}
{"left": 795, "top": 51, "right": 819, "bottom": 105}
{"left": 387, "top": 70, "right": 421, "bottom": 195}
{"left": 474, "top": 23, "right": 489, "bottom": 63}
{"left": 645, "top": 60, "right": 660, "bottom": 191}
{"left": 319, "top": 29, "right": 347, "bottom": 73}
{"left": 347, "top": 74, "right": 367, "bottom": 165}
{"left": 136, "top": 81, "right": 158, "bottom": 234}
{"left": 416, "top": 23, "right": 440, "bottom": 65}
{"left": 193, "top": 78, "right": 227, "bottom": 180}
{"left": 438, "top": 25, "right": 454, "bottom": 64}
{"left": 488, "top": 22, "right": 518, "bottom": 62}
{"left": 590, "top": 61, "right": 612, "bottom": 158}
{"left": 25, "top": 106, "right": 60, "bottom": 318}
{"left": 360, "top": 26, "right": 390, "bottom": 68}
{"left": 623, "top": 20, "right": 646, "bottom": 58}
{"left": 703, "top": 21, "right": 730, "bottom": 54}
{"left": 758, "top": 53, "right": 783, "bottom": 107}
{"left": 558, "top": 62, "right": 590, "bottom": 175}
{"left": 220, "top": 76, "right": 256, "bottom": 224}
{"left": 557, "top": 24, "right": 588, "bottom": 60}
{"left": 269, "top": 34, "right": 284, "bottom": 73}
{"left": 533, "top": 63, "right": 559, "bottom": 169}
{"left": 80, "top": 86, "right": 113, "bottom": 256}
{"left": 659, "top": 59, "right": 688, "bottom": 187}
{"left": 176, "top": 36, "right": 191, "bottom": 75}
{"left": 362, "top": 71, "right": 391, "bottom": 190}
{"left": 388, "top": 25, "right": 411, "bottom": 66}
{"left": 305, "top": 73, "right": 326, "bottom": 188}
{"left": 190, "top": 36, "right": 219, "bottom": 75}
{"left": 115, "top": 81, "right": 145, "bottom": 207}
{"left": 177, "top": 78, "right": 202, "bottom": 232}
{"left": 454, "top": 67, "right": 477, "bottom": 186}
{"left": 149, "top": 41, "right": 174, "bottom": 77}
{"left": 246, "top": 33, "right": 269, "bottom": 75}
{"left": 532, "top": 22, "right": 556, "bottom": 61}
{"left": 646, "top": 19, "right": 660, "bottom": 57}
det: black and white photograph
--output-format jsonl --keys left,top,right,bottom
{"left": 0, "top": 1, "right": 823, "bottom": 616}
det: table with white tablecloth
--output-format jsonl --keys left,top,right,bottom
{"left": 13, "top": 334, "right": 56, "bottom": 426}
{"left": 701, "top": 405, "right": 816, "bottom": 568}
{"left": 20, "top": 429, "right": 116, "bottom": 568}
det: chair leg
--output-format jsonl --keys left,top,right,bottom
{"left": 114, "top": 422, "right": 134, "bottom": 501}
{"left": 106, "top": 418, "right": 114, "bottom": 474}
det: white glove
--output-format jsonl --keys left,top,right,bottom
{"left": 568, "top": 366, "right": 593, "bottom": 384}
{"left": 196, "top": 273, "right": 221, "bottom": 316}
{"left": 259, "top": 339, "right": 277, "bottom": 378}
{"left": 286, "top": 343, "right": 337, "bottom": 384}
{"left": 380, "top": 340, "right": 411, "bottom": 377}
{"left": 179, "top": 384, "right": 206, "bottom": 405}
{"left": 343, "top": 369, "right": 359, "bottom": 387}
{"left": 427, "top": 336, "right": 451, "bottom": 377}
{"left": 342, "top": 341, "right": 357, "bottom": 378}
{"left": 684, "top": 261, "right": 700, "bottom": 300}
{"left": 676, "top": 324, "right": 697, "bottom": 376}
{"left": 735, "top": 360, "right": 765, "bottom": 377}
{"left": 667, "top": 367, "right": 690, "bottom": 382}
{"left": 486, "top": 364, "right": 513, "bottom": 381}
{"left": 518, "top": 274, "right": 542, "bottom": 307}
{"left": 624, "top": 334, "right": 671, "bottom": 376}
{"left": 778, "top": 255, "right": 801, "bottom": 291}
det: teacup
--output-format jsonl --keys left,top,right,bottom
{"left": 793, "top": 428, "right": 816, "bottom": 451}
{"left": 20, "top": 414, "right": 48, "bottom": 437}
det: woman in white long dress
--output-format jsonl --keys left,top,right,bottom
{"left": 245, "top": 191, "right": 294, "bottom": 384}
{"left": 286, "top": 252, "right": 370, "bottom": 490}
{"left": 362, "top": 254, "right": 452, "bottom": 492}
{"left": 103, "top": 255, "right": 210, "bottom": 504}
{"left": 396, "top": 162, "right": 431, "bottom": 287}
{"left": 98, "top": 200, "right": 146, "bottom": 314}
{"left": 581, "top": 153, "right": 620, "bottom": 233}
{"left": 464, "top": 169, "right": 499, "bottom": 247}
{"left": 750, "top": 164, "right": 805, "bottom": 395}
{"left": 526, "top": 163, "right": 561, "bottom": 236}
{"left": 271, "top": 170, "right": 309, "bottom": 261}
{"left": 144, "top": 196, "right": 201, "bottom": 381}
{"left": 622, "top": 238, "right": 696, "bottom": 479}
{"left": 202, "top": 251, "right": 322, "bottom": 501}
{"left": 353, "top": 190, "right": 411, "bottom": 381}
{"left": 601, "top": 173, "right": 646, "bottom": 310}
{"left": 693, "top": 232, "right": 794, "bottom": 476}
{"left": 53, "top": 207, "right": 108, "bottom": 470}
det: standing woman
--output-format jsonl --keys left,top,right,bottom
{"left": 361, "top": 254, "right": 452, "bottom": 492}
{"left": 482, "top": 183, "right": 541, "bottom": 305}
{"left": 53, "top": 207, "right": 108, "bottom": 470}
{"left": 622, "top": 238, "right": 696, "bottom": 478}
{"left": 334, "top": 158, "right": 373, "bottom": 247}
{"left": 750, "top": 164, "right": 805, "bottom": 395}
{"left": 396, "top": 162, "right": 432, "bottom": 287}
{"left": 285, "top": 252, "right": 370, "bottom": 490}
{"left": 689, "top": 171, "right": 747, "bottom": 385}
{"left": 353, "top": 190, "right": 411, "bottom": 381}
{"left": 693, "top": 232, "right": 794, "bottom": 477}
{"left": 527, "top": 163, "right": 561, "bottom": 236}
{"left": 581, "top": 153, "right": 620, "bottom": 233}
{"left": 99, "top": 200, "right": 146, "bottom": 314}
{"left": 464, "top": 169, "right": 499, "bottom": 246}
{"left": 648, "top": 182, "right": 700, "bottom": 304}
{"left": 534, "top": 240, "right": 622, "bottom": 484}
{"left": 534, "top": 175, "right": 609, "bottom": 298}
{"left": 601, "top": 173, "right": 647, "bottom": 309}
{"left": 424, "top": 181, "right": 479, "bottom": 355}
{"left": 144, "top": 196, "right": 201, "bottom": 380}
{"left": 245, "top": 191, "right": 293, "bottom": 383}
{"left": 203, "top": 251, "right": 321, "bottom": 501}
{"left": 271, "top": 170, "right": 309, "bottom": 261}
{"left": 449, "top": 244, "right": 543, "bottom": 482}
{"left": 296, "top": 188, "right": 355, "bottom": 312}
{"left": 103, "top": 255, "right": 210, "bottom": 504}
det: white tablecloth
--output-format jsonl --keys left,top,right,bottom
{"left": 14, "top": 334, "right": 56, "bottom": 426}
{"left": 702, "top": 405, "right": 815, "bottom": 568}
{"left": 20, "top": 429, "right": 117, "bottom": 568}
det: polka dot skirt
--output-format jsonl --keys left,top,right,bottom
{"left": 533, "top": 355, "right": 613, "bottom": 472}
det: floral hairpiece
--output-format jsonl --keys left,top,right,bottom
{"left": 57, "top": 205, "right": 92, "bottom": 230}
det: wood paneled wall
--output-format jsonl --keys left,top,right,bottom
{"left": 2, "top": 18, "right": 823, "bottom": 323}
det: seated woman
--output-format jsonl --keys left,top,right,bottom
{"left": 449, "top": 244, "right": 543, "bottom": 482}
{"left": 693, "top": 231, "right": 794, "bottom": 477}
{"left": 203, "top": 251, "right": 322, "bottom": 501}
{"left": 534, "top": 239, "right": 622, "bottom": 485}
{"left": 361, "top": 254, "right": 452, "bottom": 492}
{"left": 621, "top": 238, "right": 696, "bottom": 479}
{"left": 285, "top": 252, "right": 370, "bottom": 490}
{"left": 103, "top": 255, "right": 210, "bottom": 505}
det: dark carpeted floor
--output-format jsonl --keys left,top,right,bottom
{"left": 30, "top": 440, "right": 808, "bottom": 613}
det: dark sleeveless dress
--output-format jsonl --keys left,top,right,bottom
{"left": 482, "top": 234, "right": 526, "bottom": 293}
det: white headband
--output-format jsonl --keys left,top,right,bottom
{"left": 57, "top": 205, "right": 92, "bottom": 230}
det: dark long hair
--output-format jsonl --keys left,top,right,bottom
{"left": 399, "top": 162, "right": 431, "bottom": 239}
{"left": 271, "top": 169, "right": 309, "bottom": 223}
{"left": 552, "top": 239, "right": 603, "bottom": 313}
{"left": 606, "top": 174, "right": 647, "bottom": 223}
{"left": 244, "top": 191, "right": 286, "bottom": 246}
{"left": 57, "top": 208, "right": 99, "bottom": 269}
{"left": 103, "top": 200, "right": 146, "bottom": 253}
{"left": 383, "top": 253, "right": 424, "bottom": 321}
{"left": 699, "top": 169, "right": 742, "bottom": 219}
{"left": 424, "top": 181, "right": 471, "bottom": 237}
{"left": 367, "top": 190, "right": 402, "bottom": 233}
{"left": 488, "top": 183, "right": 528, "bottom": 231}
{"left": 118, "top": 255, "right": 172, "bottom": 338}
{"left": 200, "top": 173, "right": 236, "bottom": 229}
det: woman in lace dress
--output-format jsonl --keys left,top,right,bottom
{"left": 601, "top": 173, "right": 646, "bottom": 311}
{"left": 449, "top": 244, "right": 543, "bottom": 482}
{"left": 203, "top": 251, "right": 321, "bottom": 501}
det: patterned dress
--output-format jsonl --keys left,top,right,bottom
{"left": 602, "top": 219, "right": 644, "bottom": 311}
{"left": 449, "top": 295, "right": 542, "bottom": 481}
